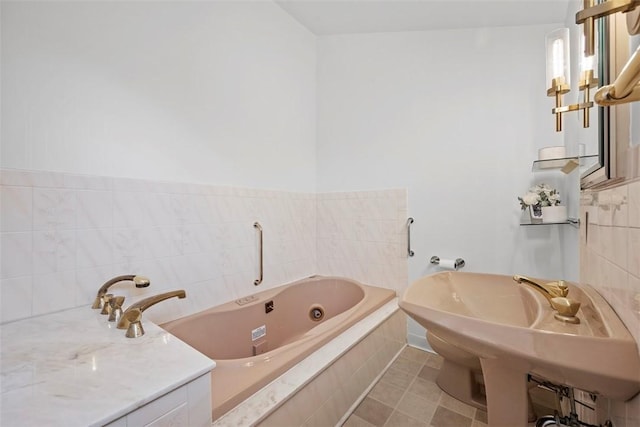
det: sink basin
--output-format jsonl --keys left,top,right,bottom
{"left": 399, "top": 272, "right": 640, "bottom": 426}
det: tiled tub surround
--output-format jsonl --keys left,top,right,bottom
{"left": 317, "top": 190, "right": 409, "bottom": 296}
{"left": 580, "top": 179, "right": 640, "bottom": 427}
{"left": 0, "top": 168, "right": 408, "bottom": 325}
{"left": 216, "top": 301, "right": 406, "bottom": 427}
{"left": 0, "top": 306, "right": 215, "bottom": 426}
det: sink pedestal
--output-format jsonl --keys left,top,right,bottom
{"left": 480, "top": 358, "right": 529, "bottom": 427}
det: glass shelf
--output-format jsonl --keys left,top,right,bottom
{"left": 531, "top": 155, "right": 598, "bottom": 173}
{"left": 520, "top": 218, "right": 580, "bottom": 227}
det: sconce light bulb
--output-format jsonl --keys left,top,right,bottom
{"left": 581, "top": 32, "right": 597, "bottom": 78}
{"left": 546, "top": 28, "right": 571, "bottom": 89}
{"left": 553, "top": 39, "right": 565, "bottom": 79}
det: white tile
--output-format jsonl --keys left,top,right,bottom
{"left": 74, "top": 265, "right": 115, "bottom": 307}
{"left": 76, "top": 228, "right": 113, "bottom": 269}
{"left": 63, "top": 173, "right": 112, "bottom": 191}
{"left": 33, "top": 230, "right": 76, "bottom": 275}
{"left": 610, "top": 226, "right": 629, "bottom": 270}
{"left": 628, "top": 181, "right": 640, "bottom": 228}
{"left": 32, "top": 270, "right": 77, "bottom": 316}
{"left": 33, "top": 188, "right": 76, "bottom": 230}
{"left": 629, "top": 228, "right": 640, "bottom": 278}
{"left": 0, "top": 169, "right": 35, "bottom": 187}
{"left": 626, "top": 274, "right": 640, "bottom": 344}
{"left": 30, "top": 170, "right": 65, "bottom": 188}
{"left": 142, "top": 227, "right": 181, "bottom": 259}
{"left": 76, "top": 190, "right": 113, "bottom": 229}
{"left": 145, "top": 192, "right": 176, "bottom": 227}
{"left": 113, "top": 191, "right": 147, "bottom": 228}
{"left": 1, "top": 186, "right": 33, "bottom": 232}
{"left": 597, "top": 189, "right": 613, "bottom": 227}
{"left": 611, "top": 185, "right": 629, "bottom": 227}
{"left": 1, "top": 232, "right": 33, "bottom": 279}
{"left": 113, "top": 228, "right": 145, "bottom": 265}
{"left": 1, "top": 276, "right": 33, "bottom": 322}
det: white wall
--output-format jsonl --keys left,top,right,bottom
{"left": 316, "top": 24, "right": 579, "bottom": 347}
{"left": 1, "top": 1, "right": 317, "bottom": 191}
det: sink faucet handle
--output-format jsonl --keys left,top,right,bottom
{"left": 100, "top": 294, "right": 114, "bottom": 315}
{"left": 557, "top": 280, "right": 569, "bottom": 297}
{"left": 547, "top": 280, "right": 570, "bottom": 298}
{"left": 108, "top": 296, "right": 126, "bottom": 323}
{"left": 551, "top": 297, "right": 581, "bottom": 323}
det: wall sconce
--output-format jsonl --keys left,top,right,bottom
{"left": 546, "top": 28, "right": 571, "bottom": 131}
{"left": 546, "top": 28, "right": 598, "bottom": 132}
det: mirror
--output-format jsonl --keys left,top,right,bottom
{"left": 581, "top": 10, "right": 640, "bottom": 188}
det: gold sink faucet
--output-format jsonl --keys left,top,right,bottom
{"left": 513, "top": 275, "right": 581, "bottom": 324}
{"left": 117, "top": 290, "right": 186, "bottom": 338}
{"left": 512, "top": 275, "right": 569, "bottom": 302}
{"left": 92, "top": 275, "right": 150, "bottom": 310}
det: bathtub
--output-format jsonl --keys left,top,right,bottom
{"left": 161, "top": 276, "right": 396, "bottom": 421}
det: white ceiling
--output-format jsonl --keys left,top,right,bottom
{"left": 275, "top": 0, "right": 573, "bottom": 35}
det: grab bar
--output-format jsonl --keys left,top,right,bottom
{"left": 254, "top": 222, "right": 263, "bottom": 286}
{"left": 595, "top": 44, "right": 640, "bottom": 106}
{"left": 406, "top": 217, "right": 415, "bottom": 257}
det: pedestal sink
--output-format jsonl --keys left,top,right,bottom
{"left": 399, "top": 272, "right": 640, "bottom": 427}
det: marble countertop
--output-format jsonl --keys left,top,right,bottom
{"left": 0, "top": 307, "right": 215, "bottom": 427}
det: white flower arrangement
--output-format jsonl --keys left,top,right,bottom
{"left": 518, "top": 183, "right": 561, "bottom": 211}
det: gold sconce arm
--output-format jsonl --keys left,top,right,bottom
{"left": 548, "top": 77, "right": 571, "bottom": 132}
{"left": 548, "top": 77, "right": 595, "bottom": 131}
{"left": 576, "top": 0, "right": 640, "bottom": 25}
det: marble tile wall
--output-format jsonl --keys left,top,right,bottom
{"left": 316, "top": 190, "right": 409, "bottom": 296}
{"left": 1, "top": 169, "right": 409, "bottom": 325}
{"left": 580, "top": 179, "right": 640, "bottom": 427}
{"left": 0, "top": 169, "right": 317, "bottom": 324}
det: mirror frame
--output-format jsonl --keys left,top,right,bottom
{"left": 581, "top": 15, "right": 612, "bottom": 188}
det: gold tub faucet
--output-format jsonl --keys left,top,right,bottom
{"left": 92, "top": 275, "right": 150, "bottom": 310}
{"left": 512, "top": 275, "right": 581, "bottom": 324}
{"left": 117, "top": 290, "right": 186, "bottom": 338}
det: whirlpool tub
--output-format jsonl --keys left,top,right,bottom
{"left": 161, "top": 276, "right": 396, "bottom": 420}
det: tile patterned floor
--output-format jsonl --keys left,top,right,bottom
{"left": 342, "top": 346, "right": 488, "bottom": 427}
{"left": 342, "top": 346, "right": 558, "bottom": 427}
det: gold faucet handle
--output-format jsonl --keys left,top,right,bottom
{"left": 108, "top": 296, "right": 126, "bottom": 323}
{"left": 551, "top": 297, "right": 581, "bottom": 317}
{"left": 117, "top": 307, "right": 139, "bottom": 329}
{"left": 123, "top": 309, "right": 145, "bottom": 338}
{"left": 100, "top": 294, "right": 114, "bottom": 315}
{"left": 556, "top": 280, "right": 569, "bottom": 297}
{"left": 547, "top": 280, "right": 569, "bottom": 298}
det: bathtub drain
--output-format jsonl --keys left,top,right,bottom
{"left": 309, "top": 305, "right": 325, "bottom": 322}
